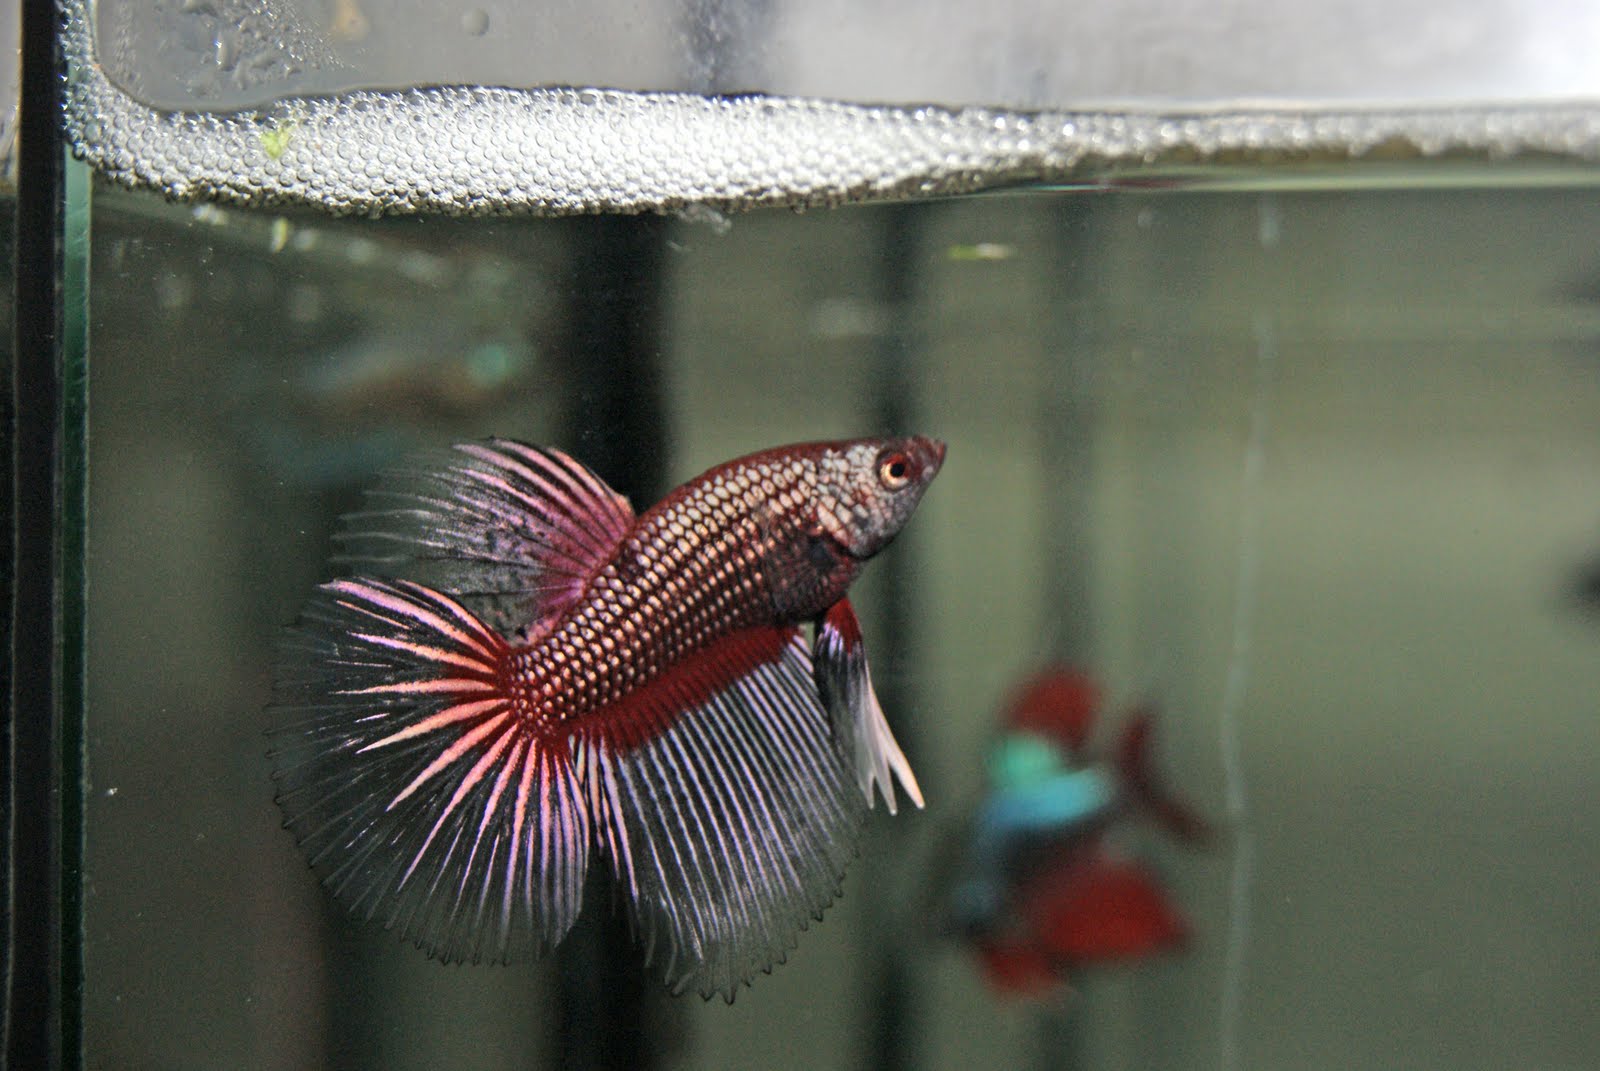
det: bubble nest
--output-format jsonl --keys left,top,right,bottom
{"left": 59, "top": 0, "right": 1600, "bottom": 219}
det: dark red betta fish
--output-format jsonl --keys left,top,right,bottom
{"left": 269, "top": 437, "right": 943, "bottom": 999}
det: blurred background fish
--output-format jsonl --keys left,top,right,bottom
{"left": 945, "top": 668, "right": 1209, "bottom": 996}
{"left": 102, "top": 197, "right": 547, "bottom": 493}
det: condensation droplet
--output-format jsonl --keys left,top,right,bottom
{"left": 461, "top": 8, "right": 489, "bottom": 36}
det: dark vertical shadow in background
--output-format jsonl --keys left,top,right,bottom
{"left": 1040, "top": 202, "right": 1099, "bottom": 678}
{"left": 1030, "top": 199, "right": 1104, "bottom": 1071}
{"left": 861, "top": 203, "right": 924, "bottom": 1071}
{"left": 550, "top": 214, "right": 671, "bottom": 1071}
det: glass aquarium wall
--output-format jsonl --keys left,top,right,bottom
{"left": 38, "top": 0, "right": 1600, "bottom": 1069}
{"left": 81, "top": 180, "right": 1600, "bottom": 1070}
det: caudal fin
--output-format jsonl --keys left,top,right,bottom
{"left": 268, "top": 577, "right": 589, "bottom": 963}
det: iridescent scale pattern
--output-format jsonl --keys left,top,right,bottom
{"left": 509, "top": 446, "right": 847, "bottom": 734}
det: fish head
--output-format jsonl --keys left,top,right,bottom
{"left": 815, "top": 436, "right": 945, "bottom": 560}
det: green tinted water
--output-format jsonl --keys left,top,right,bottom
{"left": 81, "top": 173, "right": 1600, "bottom": 1070}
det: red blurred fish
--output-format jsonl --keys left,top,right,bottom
{"left": 949, "top": 668, "right": 1207, "bottom": 996}
{"left": 270, "top": 436, "right": 944, "bottom": 999}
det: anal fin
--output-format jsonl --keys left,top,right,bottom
{"left": 582, "top": 627, "right": 866, "bottom": 1001}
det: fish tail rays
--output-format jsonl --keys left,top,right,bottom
{"left": 268, "top": 576, "right": 589, "bottom": 963}
{"left": 267, "top": 581, "right": 874, "bottom": 999}
{"left": 581, "top": 629, "right": 868, "bottom": 1002}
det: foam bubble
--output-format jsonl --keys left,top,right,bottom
{"left": 60, "top": 0, "right": 1600, "bottom": 218}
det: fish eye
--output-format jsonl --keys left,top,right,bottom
{"left": 878, "top": 451, "right": 912, "bottom": 490}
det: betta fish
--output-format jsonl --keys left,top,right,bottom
{"left": 947, "top": 668, "right": 1208, "bottom": 996}
{"left": 269, "top": 436, "right": 943, "bottom": 1000}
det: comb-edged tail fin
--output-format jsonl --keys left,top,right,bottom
{"left": 813, "top": 599, "right": 924, "bottom": 814}
{"left": 269, "top": 577, "right": 590, "bottom": 963}
{"left": 584, "top": 627, "right": 867, "bottom": 1002}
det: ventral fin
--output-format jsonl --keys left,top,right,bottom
{"left": 337, "top": 439, "right": 636, "bottom": 639}
{"left": 813, "top": 599, "right": 924, "bottom": 814}
{"left": 268, "top": 577, "right": 590, "bottom": 965}
{"left": 581, "top": 626, "right": 867, "bottom": 1002}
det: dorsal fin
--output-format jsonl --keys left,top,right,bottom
{"left": 337, "top": 439, "right": 635, "bottom": 639}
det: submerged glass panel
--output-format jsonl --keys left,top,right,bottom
{"left": 82, "top": 177, "right": 1600, "bottom": 1069}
